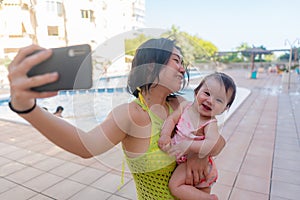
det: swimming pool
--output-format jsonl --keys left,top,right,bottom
{"left": 0, "top": 73, "right": 251, "bottom": 131}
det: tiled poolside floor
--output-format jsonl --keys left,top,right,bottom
{"left": 0, "top": 68, "right": 299, "bottom": 200}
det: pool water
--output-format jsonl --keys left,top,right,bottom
{"left": 0, "top": 85, "right": 250, "bottom": 132}
{"left": 0, "top": 72, "right": 251, "bottom": 131}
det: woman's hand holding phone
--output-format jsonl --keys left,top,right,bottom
{"left": 8, "top": 45, "right": 59, "bottom": 112}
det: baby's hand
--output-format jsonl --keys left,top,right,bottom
{"left": 158, "top": 135, "right": 171, "bottom": 152}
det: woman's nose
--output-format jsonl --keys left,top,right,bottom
{"left": 178, "top": 64, "right": 185, "bottom": 72}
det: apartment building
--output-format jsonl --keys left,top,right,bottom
{"left": 0, "top": 0, "right": 145, "bottom": 58}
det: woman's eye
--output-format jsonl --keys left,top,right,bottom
{"left": 204, "top": 92, "right": 210, "bottom": 96}
{"left": 173, "top": 59, "right": 179, "bottom": 64}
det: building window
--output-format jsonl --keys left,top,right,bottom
{"left": 48, "top": 26, "right": 59, "bottom": 36}
{"left": 80, "top": 9, "right": 94, "bottom": 22}
{"left": 46, "top": 1, "right": 63, "bottom": 17}
{"left": 56, "top": 2, "right": 63, "bottom": 17}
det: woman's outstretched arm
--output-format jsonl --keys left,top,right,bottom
{"left": 8, "top": 45, "right": 128, "bottom": 158}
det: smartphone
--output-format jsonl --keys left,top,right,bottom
{"left": 27, "top": 44, "right": 93, "bottom": 92}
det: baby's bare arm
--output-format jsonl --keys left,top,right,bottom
{"left": 182, "top": 121, "right": 225, "bottom": 158}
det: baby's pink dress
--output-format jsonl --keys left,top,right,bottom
{"left": 171, "top": 103, "right": 218, "bottom": 188}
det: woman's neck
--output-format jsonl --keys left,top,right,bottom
{"left": 141, "top": 87, "right": 170, "bottom": 119}
{"left": 142, "top": 87, "right": 169, "bottom": 107}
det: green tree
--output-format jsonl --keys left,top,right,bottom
{"left": 125, "top": 34, "right": 150, "bottom": 56}
{"left": 190, "top": 36, "right": 217, "bottom": 62}
{"left": 161, "top": 25, "right": 217, "bottom": 64}
{"left": 236, "top": 42, "right": 252, "bottom": 61}
{"left": 124, "top": 25, "right": 219, "bottom": 65}
{"left": 162, "top": 25, "right": 195, "bottom": 64}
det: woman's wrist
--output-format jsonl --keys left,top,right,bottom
{"left": 8, "top": 99, "right": 37, "bottom": 114}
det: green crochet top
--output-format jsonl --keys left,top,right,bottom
{"left": 124, "top": 98, "right": 177, "bottom": 200}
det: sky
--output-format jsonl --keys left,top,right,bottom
{"left": 145, "top": 0, "right": 300, "bottom": 52}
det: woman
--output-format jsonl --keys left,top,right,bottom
{"left": 8, "top": 38, "right": 224, "bottom": 199}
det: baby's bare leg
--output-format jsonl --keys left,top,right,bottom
{"left": 169, "top": 163, "right": 218, "bottom": 200}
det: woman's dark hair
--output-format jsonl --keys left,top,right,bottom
{"left": 194, "top": 72, "right": 236, "bottom": 108}
{"left": 127, "top": 38, "right": 189, "bottom": 98}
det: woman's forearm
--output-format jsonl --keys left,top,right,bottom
{"left": 21, "top": 106, "right": 93, "bottom": 158}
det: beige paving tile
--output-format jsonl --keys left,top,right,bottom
{"left": 273, "top": 157, "right": 300, "bottom": 172}
{"left": 107, "top": 195, "right": 131, "bottom": 200}
{"left": 271, "top": 168, "right": 300, "bottom": 185}
{"left": 68, "top": 166, "right": 107, "bottom": 185}
{"left": 240, "top": 154, "right": 272, "bottom": 179}
{"left": 92, "top": 173, "right": 130, "bottom": 194}
{"left": 271, "top": 180, "right": 300, "bottom": 200}
{"left": 230, "top": 188, "right": 269, "bottom": 200}
{"left": 212, "top": 184, "right": 232, "bottom": 200}
{"left": 6, "top": 166, "right": 44, "bottom": 184}
{"left": 214, "top": 156, "right": 242, "bottom": 173}
{"left": 54, "top": 150, "right": 80, "bottom": 161}
{"left": 3, "top": 148, "right": 32, "bottom": 160}
{"left": 0, "top": 161, "right": 27, "bottom": 177}
{"left": 89, "top": 160, "right": 114, "bottom": 171}
{"left": 0, "top": 144, "right": 19, "bottom": 156}
{"left": 68, "top": 186, "right": 112, "bottom": 200}
{"left": 18, "top": 152, "right": 48, "bottom": 166}
{"left": 28, "top": 194, "right": 54, "bottom": 200}
{"left": 25, "top": 142, "right": 55, "bottom": 153}
{"left": 270, "top": 195, "right": 291, "bottom": 200}
{"left": 34, "top": 156, "right": 65, "bottom": 171}
{"left": 40, "top": 145, "right": 63, "bottom": 157}
{"left": 14, "top": 138, "right": 44, "bottom": 148}
{"left": 235, "top": 173, "right": 270, "bottom": 194}
{"left": 0, "top": 178, "right": 17, "bottom": 193}
{"left": 49, "top": 161, "right": 85, "bottom": 178}
{"left": 247, "top": 139, "right": 274, "bottom": 158}
{"left": 0, "top": 156, "right": 11, "bottom": 166}
{"left": 274, "top": 148, "right": 300, "bottom": 161}
{"left": 96, "top": 148, "right": 124, "bottom": 171}
{"left": 275, "top": 136, "right": 298, "bottom": 146}
{"left": 115, "top": 179, "right": 137, "bottom": 200}
{"left": 253, "top": 130, "right": 275, "bottom": 143}
{"left": 219, "top": 137, "right": 251, "bottom": 162}
{"left": 234, "top": 125, "right": 256, "bottom": 136}
{"left": 43, "top": 179, "right": 86, "bottom": 200}
{"left": 279, "top": 130, "right": 298, "bottom": 138}
{"left": 23, "top": 172, "right": 64, "bottom": 192}
{"left": 216, "top": 169, "right": 237, "bottom": 187}
{"left": 274, "top": 142, "right": 300, "bottom": 151}
{"left": 0, "top": 185, "right": 37, "bottom": 200}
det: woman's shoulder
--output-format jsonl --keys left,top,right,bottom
{"left": 111, "top": 100, "right": 150, "bottom": 126}
{"left": 111, "top": 101, "right": 141, "bottom": 116}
